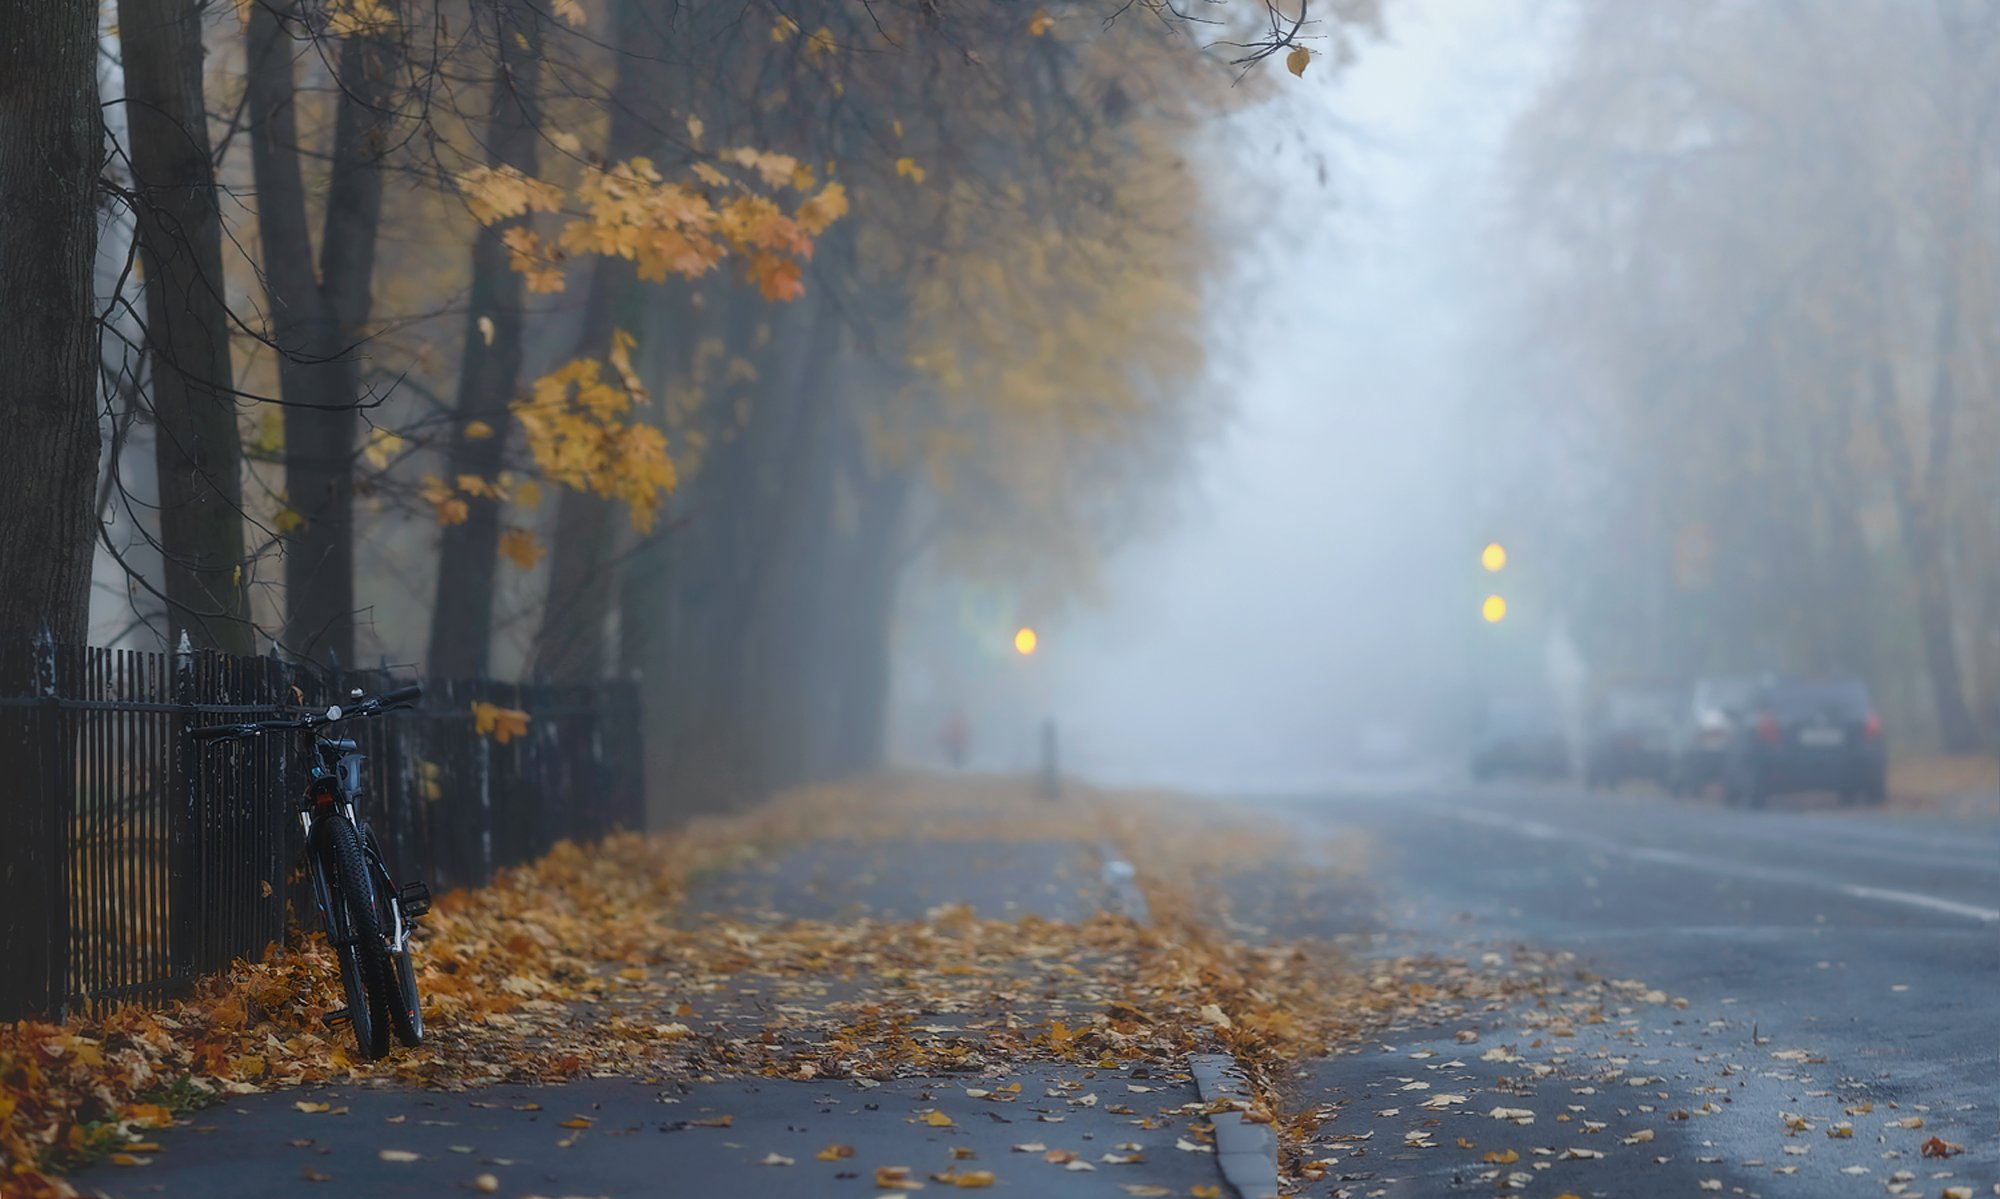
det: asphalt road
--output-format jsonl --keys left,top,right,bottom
{"left": 67, "top": 1071, "right": 1226, "bottom": 1199}
{"left": 1242, "top": 776, "right": 2000, "bottom": 1198}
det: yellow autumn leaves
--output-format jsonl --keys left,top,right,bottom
{"left": 418, "top": 472, "right": 544, "bottom": 570}
{"left": 456, "top": 150, "right": 847, "bottom": 302}
{"left": 470, "top": 700, "right": 530, "bottom": 743}
{"left": 412, "top": 326, "right": 665, "bottom": 569}
{"left": 406, "top": 142, "right": 852, "bottom": 567}
{"left": 514, "top": 331, "right": 674, "bottom": 533}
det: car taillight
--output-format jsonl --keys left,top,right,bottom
{"left": 1755, "top": 712, "right": 1781, "bottom": 743}
{"left": 1864, "top": 712, "right": 1881, "bottom": 739}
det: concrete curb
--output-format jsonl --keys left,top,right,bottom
{"left": 1093, "top": 843, "right": 1271, "bottom": 1197}
{"left": 1094, "top": 841, "right": 1150, "bottom": 923}
{"left": 1189, "top": 1052, "right": 1282, "bottom": 1199}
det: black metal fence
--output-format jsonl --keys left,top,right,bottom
{"left": 0, "top": 635, "right": 642, "bottom": 1021}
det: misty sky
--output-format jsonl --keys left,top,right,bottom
{"left": 1040, "top": 0, "right": 1560, "bottom": 790}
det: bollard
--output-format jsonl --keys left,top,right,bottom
{"left": 1038, "top": 718, "right": 1060, "bottom": 801}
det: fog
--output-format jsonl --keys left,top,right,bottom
{"left": 890, "top": 0, "right": 2000, "bottom": 789}
{"left": 47, "top": 0, "right": 1997, "bottom": 811}
{"left": 893, "top": 0, "right": 1562, "bottom": 788}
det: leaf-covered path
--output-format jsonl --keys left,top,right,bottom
{"left": 28, "top": 776, "right": 1568, "bottom": 1198}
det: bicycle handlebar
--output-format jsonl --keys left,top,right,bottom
{"left": 186, "top": 682, "right": 423, "bottom": 742}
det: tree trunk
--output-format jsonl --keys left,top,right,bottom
{"left": 533, "top": 0, "right": 674, "bottom": 683}
{"left": 751, "top": 334, "right": 852, "bottom": 791}
{"left": 246, "top": 1, "right": 396, "bottom": 668}
{"left": 785, "top": 401, "right": 913, "bottom": 784}
{"left": 0, "top": 0, "right": 101, "bottom": 644}
{"left": 824, "top": 466, "right": 909, "bottom": 778}
{"left": 119, "top": 0, "right": 254, "bottom": 654}
{"left": 530, "top": 259, "right": 630, "bottom": 683}
{"left": 1869, "top": 361, "right": 1979, "bottom": 752}
{"left": 426, "top": 0, "right": 544, "bottom": 678}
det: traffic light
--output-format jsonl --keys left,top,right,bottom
{"left": 1479, "top": 543, "right": 1507, "bottom": 621}
{"left": 1013, "top": 626, "right": 1039, "bottom": 656}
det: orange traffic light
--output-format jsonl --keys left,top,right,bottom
{"left": 1481, "top": 595, "right": 1507, "bottom": 623}
{"left": 1013, "top": 626, "right": 1039, "bottom": 656}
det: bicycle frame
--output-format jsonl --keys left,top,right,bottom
{"left": 298, "top": 735, "right": 411, "bottom": 956}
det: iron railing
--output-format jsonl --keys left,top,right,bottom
{"left": 0, "top": 634, "right": 642, "bottom": 1021}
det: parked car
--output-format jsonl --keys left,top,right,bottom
{"left": 1469, "top": 699, "right": 1570, "bottom": 781}
{"left": 1669, "top": 674, "right": 1760, "bottom": 796}
{"left": 1584, "top": 684, "right": 1681, "bottom": 790}
{"left": 1721, "top": 676, "right": 1885, "bottom": 806}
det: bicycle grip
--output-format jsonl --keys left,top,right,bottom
{"left": 187, "top": 723, "right": 247, "bottom": 740}
{"left": 380, "top": 684, "right": 423, "bottom": 706}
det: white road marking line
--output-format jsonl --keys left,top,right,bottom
{"left": 1438, "top": 807, "right": 2000, "bottom": 924}
{"left": 1834, "top": 883, "right": 2000, "bottom": 923}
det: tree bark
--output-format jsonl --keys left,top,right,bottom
{"left": 822, "top": 462, "right": 909, "bottom": 779}
{"left": 426, "top": 0, "right": 544, "bottom": 678}
{"left": 531, "top": 0, "right": 669, "bottom": 683}
{"left": 0, "top": 0, "right": 102, "bottom": 644}
{"left": 780, "top": 398, "right": 912, "bottom": 784}
{"left": 245, "top": 1, "right": 397, "bottom": 668}
{"left": 1869, "top": 360, "right": 1979, "bottom": 752}
{"left": 119, "top": 0, "right": 255, "bottom": 655}
{"left": 652, "top": 290, "right": 797, "bottom": 813}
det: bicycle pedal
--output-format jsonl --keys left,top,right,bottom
{"left": 398, "top": 880, "right": 432, "bottom": 919}
{"left": 323, "top": 1007, "right": 351, "bottom": 1028}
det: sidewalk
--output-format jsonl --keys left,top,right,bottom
{"left": 1885, "top": 753, "right": 2000, "bottom": 817}
{"left": 34, "top": 775, "right": 1567, "bottom": 1199}
{"left": 55, "top": 777, "right": 1243, "bottom": 1199}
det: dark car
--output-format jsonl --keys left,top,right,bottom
{"left": 1668, "top": 674, "right": 1759, "bottom": 795}
{"left": 1469, "top": 700, "right": 1570, "bottom": 781}
{"left": 1584, "top": 685, "right": 1680, "bottom": 790}
{"left": 1722, "top": 677, "right": 1885, "bottom": 806}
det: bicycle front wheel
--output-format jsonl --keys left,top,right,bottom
{"left": 323, "top": 814, "right": 394, "bottom": 1060}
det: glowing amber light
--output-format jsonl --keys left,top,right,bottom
{"left": 1482, "top": 595, "right": 1507, "bottom": 623}
{"left": 1481, "top": 542, "right": 1507, "bottom": 572}
{"left": 1013, "top": 626, "right": 1039, "bottom": 656}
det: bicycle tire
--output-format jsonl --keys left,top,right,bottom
{"left": 364, "top": 826, "right": 424, "bottom": 1047}
{"left": 324, "top": 815, "right": 394, "bottom": 1059}
{"left": 389, "top": 945, "right": 424, "bottom": 1047}
{"left": 333, "top": 941, "right": 380, "bottom": 1060}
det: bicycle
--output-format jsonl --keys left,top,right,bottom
{"left": 188, "top": 683, "right": 431, "bottom": 1059}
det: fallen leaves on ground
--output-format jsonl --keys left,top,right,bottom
{"left": 0, "top": 774, "right": 1624, "bottom": 1197}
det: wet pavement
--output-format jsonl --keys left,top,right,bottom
{"left": 75, "top": 1070, "right": 1223, "bottom": 1199}
{"left": 1239, "top": 778, "right": 2000, "bottom": 1197}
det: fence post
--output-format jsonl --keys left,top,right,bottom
{"left": 171, "top": 632, "right": 199, "bottom": 986}
{"left": 39, "top": 632, "right": 71, "bottom": 1015}
{"left": 0, "top": 630, "right": 72, "bottom": 1018}
{"left": 265, "top": 646, "right": 292, "bottom": 948}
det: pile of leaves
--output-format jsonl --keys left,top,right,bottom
{"left": 2, "top": 774, "right": 1588, "bottom": 1196}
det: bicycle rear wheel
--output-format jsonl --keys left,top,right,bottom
{"left": 388, "top": 944, "right": 424, "bottom": 1047}
{"left": 324, "top": 815, "right": 393, "bottom": 1059}
{"left": 364, "top": 826, "right": 425, "bottom": 1047}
